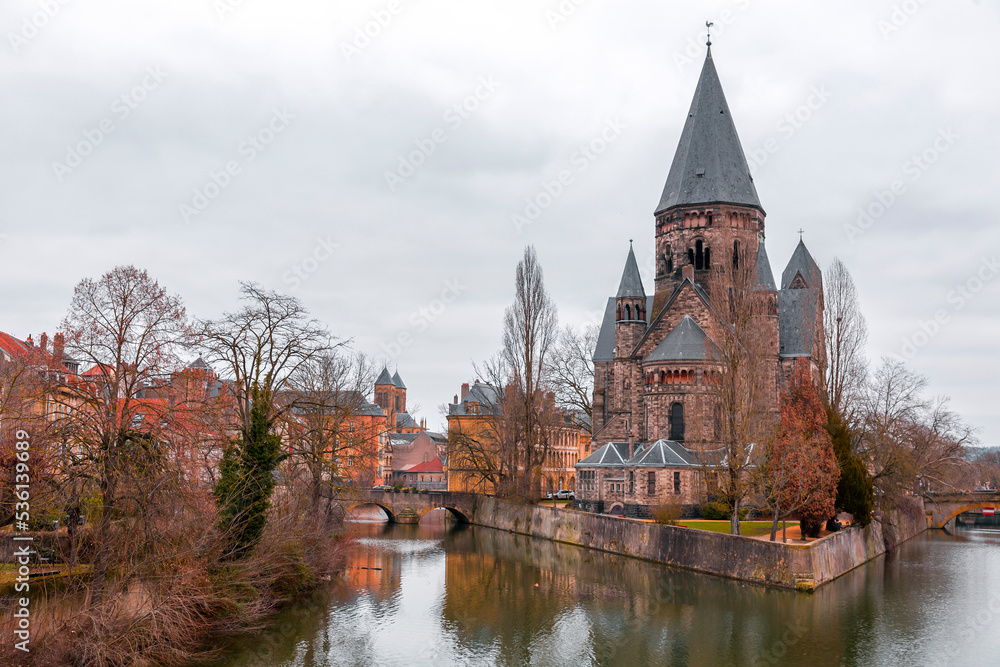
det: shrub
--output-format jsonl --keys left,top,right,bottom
{"left": 700, "top": 502, "right": 731, "bottom": 520}
{"left": 652, "top": 503, "right": 684, "bottom": 525}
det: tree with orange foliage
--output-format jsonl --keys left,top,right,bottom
{"left": 759, "top": 365, "right": 839, "bottom": 541}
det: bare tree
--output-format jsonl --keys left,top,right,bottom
{"left": 449, "top": 247, "right": 559, "bottom": 499}
{"left": 824, "top": 258, "right": 869, "bottom": 423}
{"left": 859, "top": 357, "right": 977, "bottom": 513}
{"left": 57, "top": 265, "right": 189, "bottom": 604}
{"left": 197, "top": 283, "right": 337, "bottom": 557}
{"left": 283, "top": 349, "right": 379, "bottom": 518}
{"left": 705, "top": 232, "right": 777, "bottom": 535}
{"left": 548, "top": 323, "right": 598, "bottom": 427}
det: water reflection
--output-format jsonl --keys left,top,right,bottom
{"left": 210, "top": 520, "right": 1000, "bottom": 667}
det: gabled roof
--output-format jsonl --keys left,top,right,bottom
{"left": 644, "top": 315, "right": 719, "bottom": 363}
{"left": 781, "top": 240, "right": 822, "bottom": 291}
{"left": 616, "top": 245, "right": 646, "bottom": 299}
{"left": 188, "top": 355, "right": 211, "bottom": 370}
{"left": 626, "top": 440, "right": 701, "bottom": 468}
{"left": 576, "top": 441, "right": 642, "bottom": 468}
{"left": 755, "top": 241, "right": 777, "bottom": 291}
{"left": 592, "top": 295, "right": 656, "bottom": 363}
{"left": 388, "top": 433, "right": 420, "bottom": 446}
{"left": 392, "top": 371, "right": 406, "bottom": 389}
{"left": 358, "top": 402, "right": 386, "bottom": 418}
{"left": 396, "top": 412, "right": 417, "bottom": 429}
{"left": 407, "top": 457, "right": 443, "bottom": 474}
{"left": 656, "top": 50, "right": 762, "bottom": 215}
{"left": 375, "top": 366, "right": 395, "bottom": 386}
{"left": 778, "top": 289, "right": 820, "bottom": 358}
{"left": 628, "top": 278, "right": 712, "bottom": 358}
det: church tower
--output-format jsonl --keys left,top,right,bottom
{"left": 614, "top": 243, "right": 647, "bottom": 357}
{"left": 652, "top": 45, "right": 766, "bottom": 315}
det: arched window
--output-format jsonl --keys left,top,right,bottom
{"left": 707, "top": 213, "right": 713, "bottom": 226}
{"left": 733, "top": 241, "right": 740, "bottom": 270}
{"left": 625, "top": 304, "right": 632, "bottom": 320}
{"left": 695, "top": 240, "right": 704, "bottom": 270}
{"left": 704, "top": 246, "right": 711, "bottom": 269}
{"left": 670, "top": 402, "right": 685, "bottom": 442}
{"left": 617, "top": 304, "right": 622, "bottom": 321}
{"left": 680, "top": 370, "right": 688, "bottom": 383}
{"left": 665, "top": 246, "right": 673, "bottom": 275}
{"left": 659, "top": 370, "right": 667, "bottom": 384}
{"left": 688, "top": 248, "right": 695, "bottom": 266}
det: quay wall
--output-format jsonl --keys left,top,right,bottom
{"left": 466, "top": 495, "right": 927, "bottom": 591}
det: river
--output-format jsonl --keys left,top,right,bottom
{"left": 210, "top": 512, "right": 1000, "bottom": 666}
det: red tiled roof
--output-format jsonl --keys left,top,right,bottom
{"left": 0, "top": 331, "right": 31, "bottom": 360}
{"left": 406, "top": 457, "right": 443, "bottom": 474}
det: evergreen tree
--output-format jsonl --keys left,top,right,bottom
{"left": 827, "top": 407, "right": 874, "bottom": 527}
{"left": 215, "top": 383, "right": 285, "bottom": 559}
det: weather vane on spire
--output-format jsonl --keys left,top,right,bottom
{"left": 706, "top": 21, "right": 714, "bottom": 47}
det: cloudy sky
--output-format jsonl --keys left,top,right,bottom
{"left": 1, "top": 0, "right": 997, "bottom": 443}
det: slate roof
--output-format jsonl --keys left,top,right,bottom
{"left": 781, "top": 240, "right": 822, "bottom": 291}
{"left": 644, "top": 315, "right": 719, "bottom": 362}
{"left": 358, "top": 402, "right": 386, "bottom": 417}
{"left": 396, "top": 412, "right": 417, "bottom": 429}
{"left": 592, "top": 295, "right": 656, "bottom": 362}
{"left": 616, "top": 245, "right": 646, "bottom": 299}
{"left": 188, "top": 356, "right": 211, "bottom": 371}
{"left": 626, "top": 440, "right": 701, "bottom": 468}
{"left": 375, "top": 366, "right": 394, "bottom": 386}
{"left": 448, "top": 381, "right": 501, "bottom": 416}
{"left": 755, "top": 241, "right": 777, "bottom": 291}
{"left": 576, "top": 441, "right": 640, "bottom": 467}
{"left": 388, "top": 433, "right": 420, "bottom": 447}
{"left": 392, "top": 371, "right": 406, "bottom": 389}
{"left": 656, "top": 51, "right": 762, "bottom": 215}
{"left": 778, "top": 289, "right": 820, "bottom": 357}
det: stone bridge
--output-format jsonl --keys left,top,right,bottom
{"left": 333, "top": 489, "right": 480, "bottom": 524}
{"left": 923, "top": 492, "right": 1000, "bottom": 529}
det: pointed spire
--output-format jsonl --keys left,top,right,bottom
{"left": 375, "top": 366, "right": 394, "bottom": 386}
{"left": 656, "top": 50, "right": 762, "bottom": 215}
{"left": 616, "top": 244, "right": 646, "bottom": 298}
{"left": 392, "top": 370, "right": 406, "bottom": 389}
{"left": 754, "top": 240, "right": 777, "bottom": 291}
{"left": 781, "top": 239, "right": 822, "bottom": 290}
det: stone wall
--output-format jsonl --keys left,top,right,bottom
{"left": 466, "top": 495, "right": 927, "bottom": 591}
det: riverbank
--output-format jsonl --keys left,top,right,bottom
{"left": 467, "top": 495, "right": 927, "bottom": 590}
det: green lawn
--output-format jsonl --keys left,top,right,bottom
{"left": 676, "top": 520, "right": 796, "bottom": 537}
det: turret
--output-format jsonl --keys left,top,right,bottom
{"left": 615, "top": 242, "right": 647, "bottom": 357}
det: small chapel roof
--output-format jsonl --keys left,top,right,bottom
{"left": 392, "top": 370, "right": 406, "bottom": 389}
{"left": 644, "top": 316, "right": 719, "bottom": 362}
{"left": 781, "top": 240, "right": 822, "bottom": 291}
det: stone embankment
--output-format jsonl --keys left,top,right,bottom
{"left": 468, "top": 496, "right": 927, "bottom": 591}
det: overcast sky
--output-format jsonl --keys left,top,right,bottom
{"left": 1, "top": 0, "right": 997, "bottom": 443}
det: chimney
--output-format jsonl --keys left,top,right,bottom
{"left": 453, "top": 394, "right": 458, "bottom": 404}
{"left": 53, "top": 333, "right": 65, "bottom": 364}
{"left": 26, "top": 335, "right": 34, "bottom": 347}
{"left": 40, "top": 332, "right": 48, "bottom": 352}
{"left": 461, "top": 383, "right": 470, "bottom": 401}
{"left": 682, "top": 265, "right": 695, "bottom": 283}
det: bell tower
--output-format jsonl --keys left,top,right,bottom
{"left": 652, "top": 44, "right": 766, "bottom": 314}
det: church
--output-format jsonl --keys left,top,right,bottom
{"left": 578, "top": 44, "right": 826, "bottom": 516}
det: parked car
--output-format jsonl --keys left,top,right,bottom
{"left": 546, "top": 489, "right": 575, "bottom": 500}
{"left": 370, "top": 485, "right": 392, "bottom": 492}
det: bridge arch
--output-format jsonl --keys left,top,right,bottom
{"left": 417, "top": 506, "right": 471, "bottom": 524}
{"left": 932, "top": 502, "right": 998, "bottom": 529}
{"left": 345, "top": 502, "right": 397, "bottom": 523}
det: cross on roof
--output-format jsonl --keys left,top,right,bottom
{"left": 798, "top": 228, "right": 805, "bottom": 240}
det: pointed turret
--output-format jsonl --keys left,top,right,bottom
{"left": 754, "top": 240, "right": 777, "bottom": 292}
{"left": 375, "top": 366, "right": 394, "bottom": 386}
{"left": 617, "top": 242, "right": 646, "bottom": 299}
{"left": 781, "top": 240, "right": 822, "bottom": 290}
{"left": 392, "top": 370, "right": 406, "bottom": 389}
{"left": 656, "top": 50, "right": 762, "bottom": 215}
